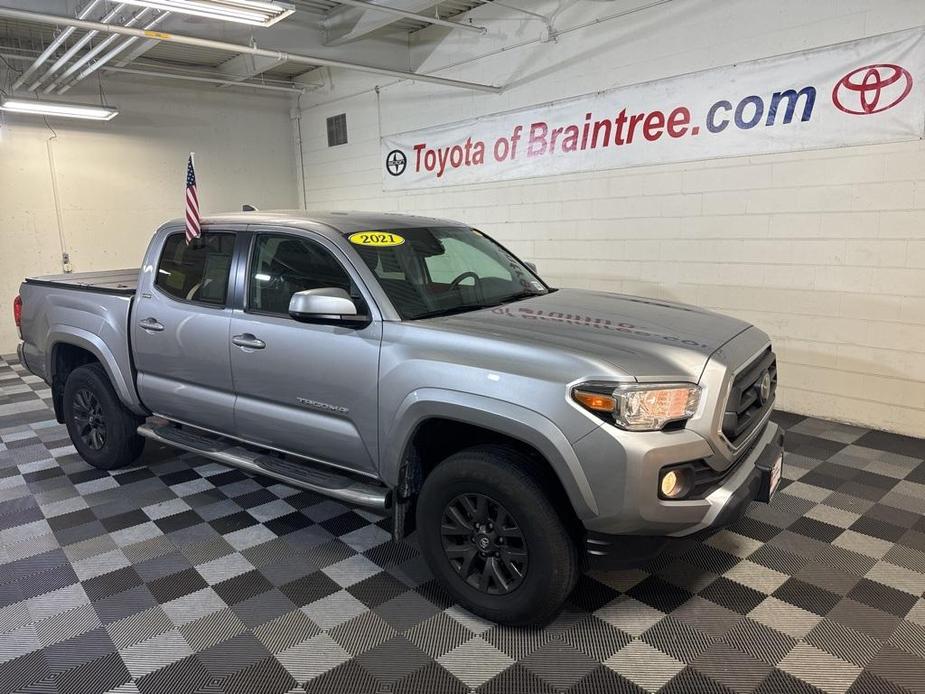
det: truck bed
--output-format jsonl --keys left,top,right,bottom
{"left": 25, "top": 268, "right": 139, "bottom": 296}
{"left": 18, "top": 268, "right": 143, "bottom": 414}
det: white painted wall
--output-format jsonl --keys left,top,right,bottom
{"left": 297, "top": 0, "right": 925, "bottom": 436}
{"left": 0, "top": 78, "right": 298, "bottom": 354}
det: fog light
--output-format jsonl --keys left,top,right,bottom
{"left": 659, "top": 468, "right": 690, "bottom": 499}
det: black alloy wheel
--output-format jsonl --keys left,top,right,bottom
{"left": 440, "top": 492, "right": 528, "bottom": 595}
{"left": 62, "top": 363, "right": 146, "bottom": 470}
{"left": 416, "top": 444, "right": 579, "bottom": 625}
{"left": 71, "top": 388, "right": 107, "bottom": 450}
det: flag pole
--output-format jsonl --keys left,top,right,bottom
{"left": 191, "top": 151, "right": 197, "bottom": 216}
{"left": 185, "top": 151, "right": 201, "bottom": 246}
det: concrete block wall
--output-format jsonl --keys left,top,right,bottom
{"left": 297, "top": 0, "right": 925, "bottom": 435}
{"left": 0, "top": 79, "right": 298, "bottom": 354}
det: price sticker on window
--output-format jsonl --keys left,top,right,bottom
{"left": 348, "top": 232, "right": 405, "bottom": 247}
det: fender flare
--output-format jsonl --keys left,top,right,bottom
{"left": 383, "top": 388, "right": 598, "bottom": 519}
{"left": 46, "top": 328, "right": 146, "bottom": 416}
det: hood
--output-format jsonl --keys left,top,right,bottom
{"left": 428, "top": 288, "right": 751, "bottom": 381}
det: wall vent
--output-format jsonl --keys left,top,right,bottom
{"left": 327, "top": 113, "right": 348, "bottom": 147}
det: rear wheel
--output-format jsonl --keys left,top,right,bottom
{"left": 63, "top": 364, "right": 145, "bottom": 470}
{"left": 416, "top": 445, "right": 579, "bottom": 625}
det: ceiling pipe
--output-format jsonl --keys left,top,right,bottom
{"left": 479, "top": 0, "right": 546, "bottom": 20}
{"left": 11, "top": 0, "right": 103, "bottom": 91}
{"left": 29, "top": 3, "right": 128, "bottom": 91}
{"left": 104, "top": 64, "right": 306, "bottom": 93}
{"left": 323, "top": 0, "right": 486, "bottom": 34}
{"left": 0, "top": 6, "right": 502, "bottom": 93}
{"left": 58, "top": 11, "right": 171, "bottom": 94}
{"left": 2, "top": 50, "right": 304, "bottom": 94}
{"left": 46, "top": 8, "right": 157, "bottom": 94}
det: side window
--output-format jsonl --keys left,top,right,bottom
{"left": 155, "top": 232, "right": 234, "bottom": 305}
{"left": 248, "top": 234, "right": 356, "bottom": 316}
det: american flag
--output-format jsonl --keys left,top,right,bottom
{"left": 185, "top": 153, "right": 201, "bottom": 244}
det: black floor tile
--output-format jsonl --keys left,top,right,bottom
{"left": 773, "top": 578, "right": 842, "bottom": 616}
{"left": 854, "top": 430, "right": 925, "bottom": 459}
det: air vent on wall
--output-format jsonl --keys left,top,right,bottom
{"left": 327, "top": 113, "right": 348, "bottom": 147}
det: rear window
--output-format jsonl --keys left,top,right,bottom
{"left": 155, "top": 232, "right": 234, "bottom": 306}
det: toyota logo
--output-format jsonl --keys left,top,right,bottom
{"left": 833, "top": 64, "right": 913, "bottom": 115}
{"left": 758, "top": 371, "right": 772, "bottom": 405}
{"left": 385, "top": 149, "right": 407, "bottom": 176}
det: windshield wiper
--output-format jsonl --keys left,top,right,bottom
{"left": 413, "top": 303, "right": 493, "bottom": 320}
{"left": 413, "top": 292, "right": 543, "bottom": 320}
{"left": 496, "top": 290, "right": 543, "bottom": 306}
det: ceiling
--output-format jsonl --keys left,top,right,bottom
{"left": 0, "top": 0, "right": 500, "bottom": 98}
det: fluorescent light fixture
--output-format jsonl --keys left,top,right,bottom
{"left": 118, "top": 0, "right": 295, "bottom": 26}
{"left": 0, "top": 98, "right": 119, "bottom": 121}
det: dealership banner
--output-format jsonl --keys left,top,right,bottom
{"left": 381, "top": 28, "right": 925, "bottom": 190}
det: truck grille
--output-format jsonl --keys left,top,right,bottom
{"left": 722, "top": 348, "right": 777, "bottom": 446}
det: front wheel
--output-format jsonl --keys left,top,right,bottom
{"left": 416, "top": 445, "right": 579, "bottom": 626}
{"left": 63, "top": 363, "right": 145, "bottom": 470}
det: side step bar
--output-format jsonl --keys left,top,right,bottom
{"left": 138, "top": 423, "right": 390, "bottom": 510}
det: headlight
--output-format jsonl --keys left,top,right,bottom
{"left": 572, "top": 382, "right": 701, "bottom": 431}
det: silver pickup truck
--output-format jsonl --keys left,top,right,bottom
{"left": 15, "top": 211, "right": 783, "bottom": 625}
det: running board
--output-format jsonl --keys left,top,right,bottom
{"left": 137, "top": 423, "right": 389, "bottom": 510}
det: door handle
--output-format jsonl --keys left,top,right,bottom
{"left": 138, "top": 318, "right": 164, "bottom": 332}
{"left": 232, "top": 334, "right": 266, "bottom": 350}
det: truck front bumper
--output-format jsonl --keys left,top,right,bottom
{"left": 572, "top": 418, "right": 783, "bottom": 559}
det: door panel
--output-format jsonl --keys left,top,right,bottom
{"left": 230, "top": 231, "right": 382, "bottom": 474}
{"left": 230, "top": 315, "right": 381, "bottom": 472}
{"left": 133, "top": 231, "right": 236, "bottom": 433}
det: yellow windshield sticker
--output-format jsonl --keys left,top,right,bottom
{"left": 349, "top": 232, "right": 405, "bottom": 247}
{"left": 144, "top": 30, "right": 172, "bottom": 39}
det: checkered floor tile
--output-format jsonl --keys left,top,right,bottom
{"left": 0, "top": 353, "right": 924, "bottom": 694}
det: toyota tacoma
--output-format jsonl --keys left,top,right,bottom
{"left": 15, "top": 211, "right": 783, "bottom": 625}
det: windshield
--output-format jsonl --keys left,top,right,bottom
{"left": 348, "top": 227, "right": 549, "bottom": 320}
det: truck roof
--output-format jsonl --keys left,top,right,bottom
{"left": 161, "top": 210, "right": 468, "bottom": 236}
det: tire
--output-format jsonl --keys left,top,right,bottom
{"left": 63, "top": 363, "right": 145, "bottom": 470}
{"left": 416, "top": 444, "right": 579, "bottom": 626}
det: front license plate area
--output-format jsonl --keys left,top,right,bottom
{"left": 769, "top": 452, "right": 783, "bottom": 496}
{"left": 756, "top": 452, "right": 783, "bottom": 503}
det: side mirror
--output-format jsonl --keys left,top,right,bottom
{"left": 525, "top": 261, "right": 538, "bottom": 273}
{"left": 289, "top": 288, "right": 360, "bottom": 323}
